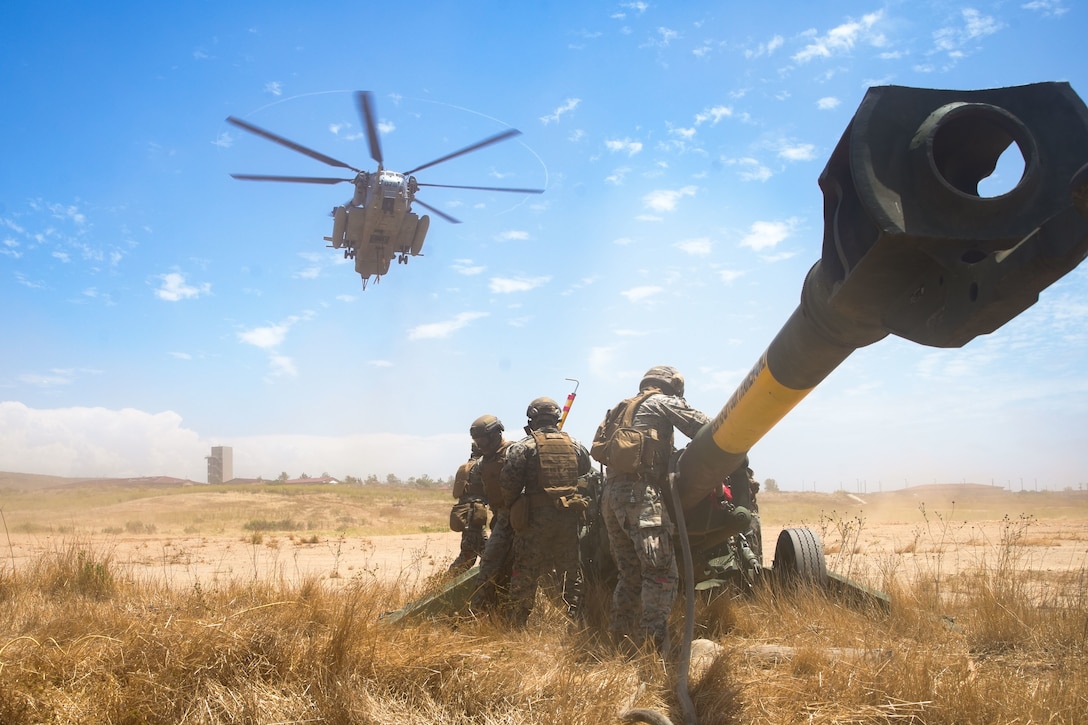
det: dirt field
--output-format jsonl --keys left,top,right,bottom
{"left": 3, "top": 475, "right": 1087, "bottom": 592}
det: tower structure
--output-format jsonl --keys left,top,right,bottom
{"left": 206, "top": 446, "right": 234, "bottom": 485}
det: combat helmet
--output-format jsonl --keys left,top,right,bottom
{"left": 640, "top": 365, "right": 685, "bottom": 397}
{"left": 525, "top": 396, "right": 561, "bottom": 426}
{"left": 469, "top": 414, "right": 504, "bottom": 440}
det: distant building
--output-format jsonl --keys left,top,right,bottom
{"left": 206, "top": 446, "right": 234, "bottom": 485}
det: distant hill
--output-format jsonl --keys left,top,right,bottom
{"left": 0, "top": 471, "right": 197, "bottom": 491}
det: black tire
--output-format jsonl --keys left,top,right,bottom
{"left": 773, "top": 527, "right": 827, "bottom": 587}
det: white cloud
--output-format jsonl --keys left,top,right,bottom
{"left": 489, "top": 276, "right": 550, "bottom": 293}
{"left": 408, "top": 311, "right": 488, "bottom": 340}
{"left": 642, "top": 186, "right": 697, "bottom": 212}
{"left": 265, "top": 81, "right": 283, "bottom": 96}
{"left": 238, "top": 323, "right": 289, "bottom": 349}
{"left": 0, "top": 401, "right": 469, "bottom": 480}
{"left": 0, "top": 402, "right": 205, "bottom": 478}
{"left": 495, "top": 230, "right": 530, "bottom": 242}
{"left": 817, "top": 97, "right": 841, "bottom": 110}
{"left": 605, "top": 138, "right": 643, "bottom": 156}
{"left": 605, "top": 167, "right": 631, "bottom": 185}
{"left": 793, "top": 11, "right": 884, "bottom": 63}
{"left": 267, "top": 354, "right": 297, "bottom": 379}
{"left": 1022, "top": 0, "right": 1069, "bottom": 17}
{"left": 238, "top": 313, "right": 311, "bottom": 349}
{"left": 719, "top": 269, "right": 745, "bottom": 284}
{"left": 154, "top": 272, "right": 211, "bottom": 302}
{"left": 675, "top": 237, "right": 712, "bottom": 255}
{"left": 452, "top": 259, "right": 485, "bottom": 275}
{"left": 694, "top": 105, "right": 733, "bottom": 125}
{"left": 740, "top": 219, "right": 798, "bottom": 251}
{"left": 778, "top": 143, "right": 816, "bottom": 161}
{"left": 730, "top": 158, "right": 773, "bottom": 182}
{"left": 541, "top": 98, "right": 581, "bottom": 125}
{"left": 745, "top": 35, "right": 784, "bottom": 59}
{"left": 621, "top": 285, "right": 663, "bottom": 303}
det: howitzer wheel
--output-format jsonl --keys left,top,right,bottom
{"left": 773, "top": 527, "right": 827, "bottom": 587}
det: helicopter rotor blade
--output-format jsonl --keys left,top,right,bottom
{"left": 355, "top": 91, "right": 384, "bottom": 167}
{"left": 404, "top": 128, "right": 523, "bottom": 176}
{"left": 416, "top": 182, "right": 544, "bottom": 194}
{"left": 230, "top": 174, "right": 354, "bottom": 184}
{"left": 411, "top": 197, "right": 462, "bottom": 224}
{"left": 226, "top": 116, "right": 362, "bottom": 172}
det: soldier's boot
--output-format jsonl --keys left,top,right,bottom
{"left": 468, "top": 581, "right": 495, "bottom": 615}
{"left": 640, "top": 626, "right": 670, "bottom": 658}
{"left": 507, "top": 605, "right": 532, "bottom": 629}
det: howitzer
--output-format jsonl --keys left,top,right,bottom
{"left": 677, "top": 82, "right": 1088, "bottom": 545}
{"left": 387, "top": 83, "right": 1088, "bottom": 623}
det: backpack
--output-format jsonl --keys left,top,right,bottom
{"left": 590, "top": 390, "right": 657, "bottom": 474}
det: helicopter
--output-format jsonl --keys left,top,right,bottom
{"left": 227, "top": 91, "right": 544, "bottom": 288}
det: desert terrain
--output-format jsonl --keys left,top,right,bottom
{"left": 3, "top": 472, "right": 1086, "bottom": 593}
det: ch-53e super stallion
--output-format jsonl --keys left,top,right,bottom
{"left": 227, "top": 91, "right": 543, "bottom": 288}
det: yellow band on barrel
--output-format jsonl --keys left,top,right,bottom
{"left": 710, "top": 363, "right": 812, "bottom": 455}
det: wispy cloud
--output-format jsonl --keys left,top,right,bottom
{"left": 408, "top": 311, "right": 488, "bottom": 340}
{"left": 817, "top": 97, "right": 841, "bottom": 110}
{"left": 605, "top": 138, "right": 643, "bottom": 156}
{"left": 265, "top": 81, "right": 283, "bottom": 96}
{"left": 729, "top": 157, "right": 773, "bottom": 182}
{"left": 929, "top": 8, "right": 1003, "bottom": 63}
{"left": 694, "top": 106, "right": 733, "bottom": 125}
{"left": 237, "top": 312, "right": 313, "bottom": 349}
{"left": 675, "top": 237, "right": 712, "bottom": 255}
{"left": 778, "top": 142, "right": 816, "bottom": 161}
{"left": 452, "top": 259, "right": 485, "bottom": 275}
{"left": 495, "top": 230, "right": 530, "bottom": 242}
{"left": 541, "top": 98, "right": 581, "bottom": 125}
{"left": 154, "top": 272, "right": 211, "bottom": 302}
{"left": 642, "top": 186, "right": 697, "bottom": 212}
{"left": 621, "top": 285, "right": 663, "bottom": 303}
{"left": 745, "top": 35, "right": 784, "bottom": 59}
{"left": 792, "top": 11, "right": 885, "bottom": 63}
{"left": 489, "top": 276, "right": 550, "bottom": 293}
{"left": 1022, "top": 0, "right": 1069, "bottom": 17}
{"left": 740, "top": 219, "right": 799, "bottom": 252}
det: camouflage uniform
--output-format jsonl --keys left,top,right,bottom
{"left": 469, "top": 440, "right": 514, "bottom": 613}
{"left": 501, "top": 414, "right": 592, "bottom": 626}
{"left": 599, "top": 370, "right": 709, "bottom": 651}
{"left": 448, "top": 455, "right": 487, "bottom": 574}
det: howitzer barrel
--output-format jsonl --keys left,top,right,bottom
{"left": 678, "top": 82, "right": 1088, "bottom": 512}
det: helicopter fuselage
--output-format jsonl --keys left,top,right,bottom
{"left": 325, "top": 169, "right": 430, "bottom": 287}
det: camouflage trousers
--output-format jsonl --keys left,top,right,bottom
{"left": 601, "top": 477, "right": 678, "bottom": 645}
{"left": 508, "top": 499, "right": 582, "bottom": 625}
{"left": 471, "top": 511, "right": 514, "bottom": 612}
{"left": 448, "top": 523, "right": 487, "bottom": 574}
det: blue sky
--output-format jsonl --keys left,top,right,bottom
{"left": 2, "top": 1, "right": 1085, "bottom": 491}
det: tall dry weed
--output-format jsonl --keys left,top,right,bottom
{"left": 2, "top": 521, "right": 1087, "bottom": 724}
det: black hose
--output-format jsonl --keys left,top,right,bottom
{"left": 668, "top": 465, "right": 699, "bottom": 725}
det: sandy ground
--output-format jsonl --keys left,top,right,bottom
{"left": 4, "top": 483, "right": 1087, "bottom": 593}
{"left": 7, "top": 517, "right": 1087, "bottom": 594}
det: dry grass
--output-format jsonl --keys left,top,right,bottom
{"left": 2, "top": 480, "right": 1088, "bottom": 723}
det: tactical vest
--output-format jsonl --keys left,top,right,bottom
{"left": 479, "top": 441, "right": 510, "bottom": 508}
{"left": 531, "top": 430, "right": 579, "bottom": 500}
